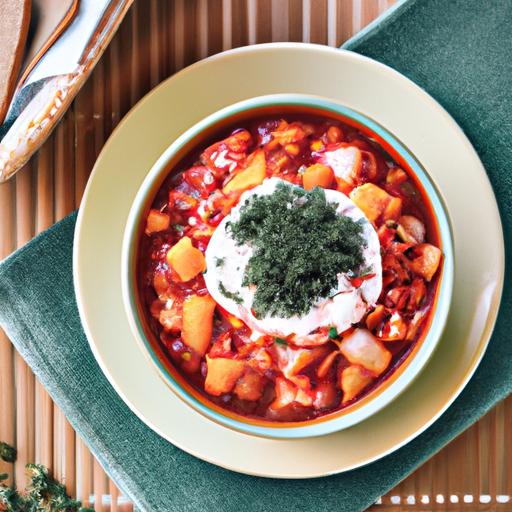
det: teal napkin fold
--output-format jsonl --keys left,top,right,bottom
{"left": 0, "top": 1, "right": 511, "bottom": 510}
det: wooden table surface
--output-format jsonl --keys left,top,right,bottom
{"left": 0, "top": 1, "right": 510, "bottom": 510}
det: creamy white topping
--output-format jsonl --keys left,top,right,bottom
{"left": 204, "top": 178, "right": 382, "bottom": 338}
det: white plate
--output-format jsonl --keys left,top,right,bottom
{"left": 74, "top": 43, "right": 504, "bottom": 478}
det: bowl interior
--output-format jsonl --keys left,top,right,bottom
{"left": 121, "top": 94, "right": 454, "bottom": 439}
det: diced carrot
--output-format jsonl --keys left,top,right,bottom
{"left": 204, "top": 356, "right": 245, "bottom": 396}
{"left": 340, "top": 365, "right": 373, "bottom": 404}
{"left": 335, "top": 176, "right": 353, "bottom": 195}
{"left": 339, "top": 328, "right": 392, "bottom": 376}
{"left": 386, "top": 167, "right": 408, "bottom": 186}
{"left": 284, "top": 143, "right": 300, "bottom": 156}
{"left": 234, "top": 370, "right": 265, "bottom": 401}
{"left": 182, "top": 294, "right": 216, "bottom": 356}
{"left": 310, "top": 139, "right": 324, "bottom": 152}
{"left": 302, "top": 163, "right": 334, "bottom": 191}
{"left": 407, "top": 243, "right": 442, "bottom": 281}
{"left": 153, "top": 272, "right": 170, "bottom": 297}
{"left": 350, "top": 183, "right": 401, "bottom": 224}
{"left": 145, "top": 209, "right": 170, "bottom": 234}
{"left": 222, "top": 149, "right": 266, "bottom": 194}
{"left": 166, "top": 236, "right": 206, "bottom": 282}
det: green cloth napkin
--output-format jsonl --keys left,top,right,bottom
{"left": 1, "top": 1, "right": 511, "bottom": 510}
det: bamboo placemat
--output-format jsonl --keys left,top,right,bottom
{"left": 0, "top": 1, "right": 510, "bottom": 510}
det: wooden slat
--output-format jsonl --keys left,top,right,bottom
{"left": 0, "top": 2, "right": 510, "bottom": 511}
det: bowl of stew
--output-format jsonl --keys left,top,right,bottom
{"left": 122, "top": 94, "right": 454, "bottom": 438}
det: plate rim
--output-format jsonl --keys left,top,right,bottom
{"left": 73, "top": 42, "right": 505, "bottom": 478}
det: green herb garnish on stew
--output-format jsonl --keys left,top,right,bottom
{"left": 228, "top": 183, "right": 366, "bottom": 318}
{"left": 274, "top": 337, "right": 287, "bottom": 345}
{"left": 328, "top": 327, "right": 338, "bottom": 339}
{"left": 219, "top": 282, "right": 243, "bottom": 304}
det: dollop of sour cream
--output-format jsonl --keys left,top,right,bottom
{"left": 204, "top": 178, "right": 382, "bottom": 338}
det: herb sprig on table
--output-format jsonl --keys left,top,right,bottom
{"left": 228, "top": 182, "right": 366, "bottom": 318}
{"left": 0, "top": 441, "right": 93, "bottom": 512}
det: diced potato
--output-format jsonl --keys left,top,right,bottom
{"left": 222, "top": 149, "right": 266, "bottom": 194}
{"left": 408, "top": 243, "right": 442, "bottom": 281}
{"left": 340, "top": 365, "right": 373, "bottom": 404}
{"left": 398, "top": 215, "right": 426, "bottom": 244}
{"left": 350, "top": 183, "right": 402, "bottom": 223}
{"left": 339, "top": 328, "right": 391, "bottom": 375}
{"left": 270, "top": 377, "right": 297, "bottom": 409}
{"left": 182, "top": 294, "right": 216, "bottom": 356}
{"left": 279, "top": 346, "right": 330, "bottom": 378}
{"left": 302, "top": 163, "right": 334, "bottom": 191}
{"left": 271, "top": 124, "right": 306, "bottom": 146}
{"left": 234, "top": 370, "right": 265, "bottom": 401}
{"left": 166, "top": 236, "right": 206, "bottom": 282}
{"left": 317, "top": 145, "right": 361, "bottom": 185}
{"left": 205, "top": 356, "right": 245, "bottom": 396}
{"left": 313, "top": 381, "right": 340, "bottom": 409}
{"left": 145, "top": 209, "right": 170, "bottom": 234}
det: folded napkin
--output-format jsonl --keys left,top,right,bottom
{"left": 1, "top": 0, "right": 511, "bottom": 510}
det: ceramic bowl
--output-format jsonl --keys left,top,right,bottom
{"left": 121, "top": 93, "right": 454, "bottom": 439}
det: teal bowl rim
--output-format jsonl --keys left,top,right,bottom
{"left": 121, "top": 93, "right": 454, "bottom": 439}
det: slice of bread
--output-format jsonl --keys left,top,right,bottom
{"left": 0, "top": 0, "right": 32, "bottom": 125}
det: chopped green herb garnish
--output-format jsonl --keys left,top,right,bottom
{"left": 228, "top": 182, "right": 366, "bottom": 318}
{"left": 174, "top": 224, "right": 185, "bottom": 233}
{"left": 0, "top": 441, "right": 92, "bottom": 511}
{"left": 219, "top": 282, "right": 243, "bottom": 304}
{"left": 328, "top": 327, "right": 338, "bottom": 339}
{"left": 275, "top": 337, "right": 287, "bottom": 345}
{"left": 215, "top": 257, "right": 225, "bottom": 267}
{"left": 0, "top": 442, "right": 16, "bottom": 463}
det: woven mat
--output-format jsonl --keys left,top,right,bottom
{"left": 0, "top": 1, "right": 510, "bottom": 510}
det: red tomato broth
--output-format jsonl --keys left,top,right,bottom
{"left": 136, "top": 111, "right": 443, "bottom": 424}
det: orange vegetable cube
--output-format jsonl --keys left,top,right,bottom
{"left": 145, "top": 209, "right": 170, "bottom": 234}
{"left": 340, "top": 365, "right": 373, "bottom": 404}
{"left": 205, "top": 356, "right": 245, "bottom": 396}
{"left": 339, "top": 328, "right": 391, "bottom": 376}
{"left": 386, "top": 167, "right": 408, "bottom": 186}
{"left": 408, "top": 243, "right": 442, "bottom": 281}
{"left": 166, "top": 236, "right": 206, "bottom": 282}
{"left": 222, "top": 149, "right": 266, "bottom": 194}
{"left": 350, "top": 183, "right": 402, "bottom": 224}
{"left": 302, "top": 163, "right": 334, "bottom": 191}
{"left": 182, "top": 294, "right": 216, "bottom": 356}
